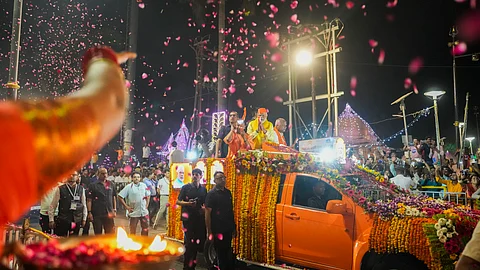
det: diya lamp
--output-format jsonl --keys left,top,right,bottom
{"left": 4, "top": 227, "right": 184, "bottom": 270}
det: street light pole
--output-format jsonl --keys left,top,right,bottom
{"left": 5, "top": 0, "right": 24, "bottom": 101}
{"left": 425, "top": 90, "right": 446, "bottom": 165}
{"left": 391, "top": 92, "right": 413, "bottom": 147}
{"left": 449, "top": 26, "right": 459, "bottom": 149}
{"left": 400, "top": 100, "right": 409, "bottom": 147}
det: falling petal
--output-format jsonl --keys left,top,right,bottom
{"left": 378, "top": 49, "right": 385, "bottom": 64}
{"left": 274, "top": 96, "right": 283, "bottom": 102}
{"left": 237, "top": 99, "right": 243, "bottom": 108}
{"left": 217, "top": 233, "right": 224, "bottom": 240}
{"left": 452, "top": 42, "right": 468, "bottom": 55}
{"left": 408, "top": 57, "right": 423, "bottom": 75}
{"left": 350, "top": 90, "right": 356, "bottom": 97}
{"left": 229, "top": 85, "right": 236, "bottom": 94}
{"left": 386, "top": 0, "right": 398, "bottom": 8}
{"left": 404, "top": 78, "right": 412, "bottom": 89}
{"left": 350, "top": 76, "right": 357, "bottom": 89}
{"left": 138, "top": 3, "right": 145, "bottom": 8}
{"left": 290, "top": 0, "right": 298, "bottom": 9}
{"left": 271, "top": 52, "right": 283, "bottom": 62}
{"left": 265, "top": 32, "right": 280, "bottom": 48}
{"left": 369, "top": 39, "right": 378, "bottom": 48}
{"left": 141, "top": 73, "right": 148, "bottom": 79}
{"left": 346, "top": 1, "right": 355, "bottom": 9}
{"left": 413, "top": 84, "right": 419, "bottom": 94}
{"left": 290, "top": 14, "right": 299, "bottom": 24}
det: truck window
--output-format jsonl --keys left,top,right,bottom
{"left": 292, "top": 175, "right": 342, "bottom": 210}
{"left": 277, "top": 174, "right": 286, "bottom": 204}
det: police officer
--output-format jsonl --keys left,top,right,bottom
{"left": 49, "top": 171, "right": 87, "bottom": 236}
{"left": 176, "top": 168, "right": 207, "bottom": 270}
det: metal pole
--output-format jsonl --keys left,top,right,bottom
{"left": 123, "top": 0, "right": 139, "bottom": 164}
{"left": 311, "top": 66, "right": 317, "bottom": 138}
{"left": 197, "top": 45, "right": 204, "bottom": 131}
{"left": 325, "top": 38, "right": 332, "bottom": 137}
{"left": 433, "top": 98, "right": 441, "bottom": 157}
{"left": 287, "top": 44, "right": 294, "bottom": 145}
{"left": 451, "top": 27, "right": 460, "bottom": 149}
{"left": 292, "top": 63, "right": 300, "bottom": 140}
{"left": 331, "top": 23, "right": 339, "bottom": 137}
{"left": 217, "top": 0, "right": 227, "bottom": 112}
{"left": 401, "top": 100, "right": 408, "bottom": 147}
{"left": 5, "top": 0, "right": 24, "bottom": 101}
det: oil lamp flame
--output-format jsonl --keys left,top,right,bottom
{"left": 148, "top": 235, "right": 168, "bottom": 252}
{"left": 116, "top": 227, "right": 142, "bottom": 251}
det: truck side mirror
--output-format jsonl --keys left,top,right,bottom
{"left": 326, "top": 200, "right": 347, "bottom": 214}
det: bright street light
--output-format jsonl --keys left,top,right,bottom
{"left": 424, "top": 90, "right": 446, "bottom": 99}
{"left": 296, "top": 50, "right": 313, "bottom": 66}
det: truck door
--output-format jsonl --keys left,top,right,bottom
{"left": 282, "top": 174, "right": 354, "bottom": 269}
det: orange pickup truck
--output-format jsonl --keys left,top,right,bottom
{"left": 169, "top": 151, "right": 479, "bottom": 270}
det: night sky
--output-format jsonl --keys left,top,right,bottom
{"left": 0, "top": 0, "right": 479, "bottom": 160}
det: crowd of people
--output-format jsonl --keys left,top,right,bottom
{"left": 39, "top": 163, "right": 172, "bottom": 237}
{"left": 355, "top": 136, "right": 479, "bottom": 202}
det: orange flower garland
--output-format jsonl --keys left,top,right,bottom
{"left": 369, "top": 215, "right": 439, "bottom": 269}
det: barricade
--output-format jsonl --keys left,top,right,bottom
{"left": 413, "top": 187, "right": 469, "bottom": 206}
{"left": 2, "top": 219, "right": 52, "bottom": 269}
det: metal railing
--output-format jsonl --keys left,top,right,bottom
{"left": 413, "top": 187, "right": 469, "bottom": 205}
{"left": 2, "top": 219, "right": 52, "bottom": 269}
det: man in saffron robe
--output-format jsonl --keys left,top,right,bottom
{"left": 247, "top": 108, "right": 275, "bottom": 149}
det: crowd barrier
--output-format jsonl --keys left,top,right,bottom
{"left": 412, "top": 187, "right": 469, "bottom": 205}
{"left": 2, "top": 219, "right": 52, "bottom": 269}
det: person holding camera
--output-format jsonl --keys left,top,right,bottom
{"left": 223, "top": 120, "right": 254, "bottom": 158}
{"left": 195, "top": 129, "right": 214, "bottom": 158}
{"left": 176, "top": 168, "right": 207, "bottom": 270}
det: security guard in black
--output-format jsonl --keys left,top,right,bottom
{"left": 177, "top": 168, "right": 207, "bottom": 270}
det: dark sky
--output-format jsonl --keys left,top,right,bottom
{"left": 0, "top": 0, "right": 479, "bottom": 160}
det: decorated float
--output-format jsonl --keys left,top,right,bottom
{"left": 166, "top": 145, "right": 480, "bottom": 269}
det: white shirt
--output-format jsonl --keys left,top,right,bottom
{"left": 118, "top": 182, "right": 150, "bottom": 218}
{"left": 391, "top": 174, "right": 416, "bottom": 191}
{"left": 40, "top": 187, "right": 59, "bottom": 216}
{"left": 142, "top": 146, "right": 151, "bottom": 158}
{"left": 156, "top": 177, "right": 170, "bottom": 196}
